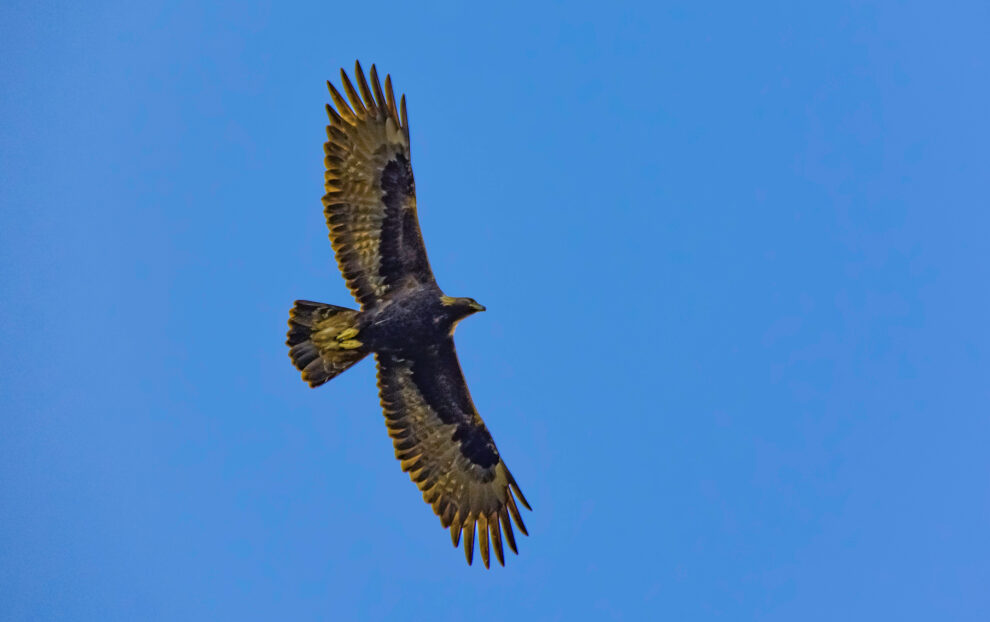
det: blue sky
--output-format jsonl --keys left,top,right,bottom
{"left": 2, "top": 1, "right": 988, "bottom": 619}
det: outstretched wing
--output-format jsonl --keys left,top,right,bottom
{"left": 376, "top": 341, "right": 531, "bottom": 568}
{"left": 322, "top": 62, "right": 435, "bottom": 309}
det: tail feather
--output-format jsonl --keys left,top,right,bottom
{"left": 287, "top": 300, "right": 369, "bottom": 387}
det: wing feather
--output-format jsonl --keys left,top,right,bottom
{"left": 490, "top": 514, "right": 504, "bottom": 566}
{"left": 375, "top": 342, "right": 530, "bottom": 567}
{"left": 499, "top": 507, "right": 517, "bottom": 553}
{"left": 322, "top": 62, "right": 434, "bottom": 309}
{"left": 369, "top": 65, "right": 387, "bottom": 115}
{"left": 478, "top": 512, "right": 490, "bottom": 568}
{"left": 353, "top": 61, "right": 378, "bottom": 118}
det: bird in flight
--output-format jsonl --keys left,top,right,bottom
{"left": 286, "top": 61, "right": 530, "bottom": 567}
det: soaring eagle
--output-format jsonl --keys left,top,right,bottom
{"left": 286, "top": 62, "right": 530, "bottom": 567}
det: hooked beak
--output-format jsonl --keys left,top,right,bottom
{"left": 470, "top": 301, "right": 486, "bottom": 313}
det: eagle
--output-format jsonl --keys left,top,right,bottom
{"left": 286, "top": 62, "right": 530, "bottom": 567}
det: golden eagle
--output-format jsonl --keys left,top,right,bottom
{"left": 286, "top": 62, "right": 530, "bottom": 567}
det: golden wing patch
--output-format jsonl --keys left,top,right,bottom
{"left": 375, "top": 345, "right": 531, "bottom": 568}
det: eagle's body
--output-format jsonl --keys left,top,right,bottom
{"left": 286, "top": 62, "right": 529, "bottom": 568}
{"left": 360, "top": 289, "right": 464, "bottom": 352}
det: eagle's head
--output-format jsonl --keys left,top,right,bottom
{"left": 441, "top": 295, "right": 486, "bottom": 326}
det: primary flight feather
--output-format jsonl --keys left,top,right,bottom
{"left": 286, "top": 61, "right": 530, "bottom": 568}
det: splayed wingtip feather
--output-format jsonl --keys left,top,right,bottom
{"left": 338, "top": 68, "right": 364, "bottom": 114}
{"left": 490, "top": 514, "right": 505, "bottom": 566}
{"left": 463, "top": 523, "right": 475, "bottom": 565}
{"left": 478, "top": 513, "right": 490, "bottom": 568}
{"left": 369, "top": 65, "right": 387, "bottom": 114}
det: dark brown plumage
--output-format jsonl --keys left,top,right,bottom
{"left": 286, "top": 61, "right": 530, "bottom": 568}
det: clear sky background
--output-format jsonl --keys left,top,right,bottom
{"left": 2, "top": 1, "right": 988, "bottom": 620}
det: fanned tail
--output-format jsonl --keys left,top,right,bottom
{"left": 287, "top": 300, "right": 369, "bottom": 387}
